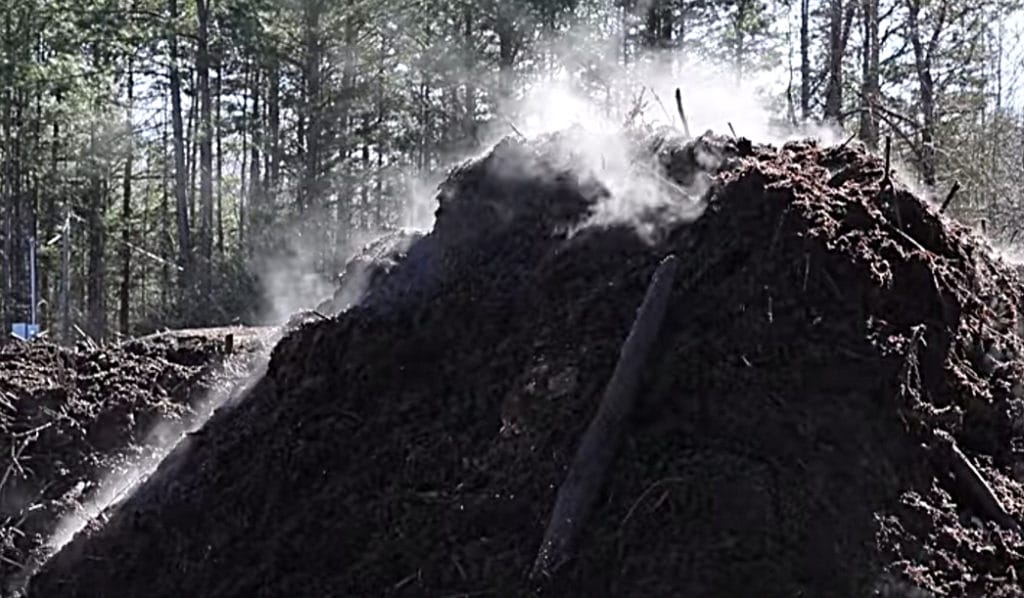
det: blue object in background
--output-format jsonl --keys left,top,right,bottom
{"left": 11, "top": 323, "right": 40, "bottom": 340}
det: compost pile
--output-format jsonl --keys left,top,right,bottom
{"left": 0, "top": 328, "right": 271, "bottom": 596}
{"left": 29, "top": 131, "right": 1024, "bottom": 597}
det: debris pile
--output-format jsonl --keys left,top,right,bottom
{"left": 28, "top": 132, "right": 1024, "bottom": 597}
{"left": 0, "top": 328, "right": 271, "bottom": 596}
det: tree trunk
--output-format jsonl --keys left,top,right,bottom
{"left": 160, "top": 101, "right": 171, "bottom": 312}
{"left": 858, "top": 0, "right": 880, "bottom": 147}
{"left": 733, "top": 0, "right": 750, "bottom": 84}
{"left": 216, "top": 52, "right": 224, "bottom": 255}
{"left": 800, "top": 0, "right": 811, "bottom": 120}
{"left": 301, "top": 0, "right": 324, "bottom": 213}
{"left": 247, "top": 67, "right": 261, "bottom": 249}
{"left": 59, "top": 208, "right": 71, "bottom": 342}
{"left": 496, "top": 7, "right": 518, "bottom": 105}
{"left": 119, "top": 54, "right": 134, "bottom": 335}
{"left": 197, "top": 0, "right": 213, "bottom": 301}
{"left": 1, "top": 8, "right": 13, "bottom": 341}
{"left": 908, "top": 0, "right": 938, "bottom": 187}
{"left": 266, "top": 58, "right": 281, "bottom": 197}
{"left": 239, "top": 69, "right": 248, "bottom": 248}
{"left": 86, "top": 175, "right": 106, "bottom": 341}
{"left": 169, "top": 0, "right": 191, "bottom": 292}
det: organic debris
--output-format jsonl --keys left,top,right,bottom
{"left": 0, "top": 328, "right": 271, "bottom": 596}
{"left": 27, "top": 132, "right": 1024, "bottom": 597}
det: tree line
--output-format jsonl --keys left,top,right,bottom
{"left": 0, "top": 0, "right": 1020, "bottom": 343}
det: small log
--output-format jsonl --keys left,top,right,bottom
{"left": 939, "top": 181, "right": 961, "bottom": 213}
{"left": 674, "top": 88, "right": 691, "bottom": 138}
{"left": 531, "top": 255, "right": 678, "bottom": 579}
{"left": 935, "top": 430, "right": 1019, "bottom": 531}
{"left": 224, "top": 333, "right": 234, "bottom": 355}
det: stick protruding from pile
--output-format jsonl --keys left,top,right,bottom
{"left": 531, "top": 254, "right": 679, "bottom": 580}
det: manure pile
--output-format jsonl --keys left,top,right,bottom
{"left": 27, "top": 132, "right": 1024, "bottom": 597}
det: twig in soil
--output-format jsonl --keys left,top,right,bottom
{"left": 887, "top": 223, "right": 930, "bottom": 256}
{"left": 0, "top": 391, "right": 15, "bottom": 412}
{"left": 501, "top": 114, "right": 526, "bottom": 140}
{"left": 934, "top": 430, "right": 1020, "bottom": 531}
{"left": 674, "top": 88, "right": 691, "bottom": 138}
{"left": 531, "top": 255, "right": 678, "bottom": 580}
{"left": 939, "top": 181, "right": 961, "bottom": 213}
{"left": 839, "top": 131, "right": 858, "bottom": 148}
{"left": 392, "top": 570, "right": 420, "bottom": 591}
{"left": 648, "top": 88, "right": 674, "bottom": 124}
{"left": 618, "top": 477, "right": 687, "bottom": 532}
{"left": 623, "top": 86, "right": 647, "bottom": 127}
{"left": 0, "top": 429, "right": 42, "bottom": 494}
{"left": 0, "top": 553, "right": 25, "bottom": 569}
{"left": 73, "top": 324, "right": 98, "bottom": 350}
{"left": 727, "top": 122, "right": 738, "bottom": 138}
{"left": 12, "top": 422, "right": 52, "bottom": 438}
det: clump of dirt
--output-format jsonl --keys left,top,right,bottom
{"left": 0, "top": 328, "right": 271, "bottom": 596}
{"left": 28, "top": 132, "right": 1024, "bottom": 597}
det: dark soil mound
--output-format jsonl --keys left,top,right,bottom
{"left": 0, "top": 328, "right": 271, "bottom": 596}
{"left": 28, "top": 133, "right": 1024, "bottom": 597}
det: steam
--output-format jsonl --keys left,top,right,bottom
{"left": 481, "top": 55, "right": 847, "bottom": 238}
{"left": 257, "top": 236, "right": 338, "bottom": 324}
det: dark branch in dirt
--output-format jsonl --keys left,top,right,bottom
{"left": 939, "top": 181, "right": 960, "bottom": 213}
{"left": 935, "top": 430, "right": 1020, "bottom": 531}
{"left": 531, "top": 255, "right": 678, "bottom": 580}
{"left": 674, "top": 88, "right": 691, "bottom": 138}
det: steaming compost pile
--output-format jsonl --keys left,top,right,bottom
{"left": 28, "top": 131, "right": 1024, "bottom": 597}
{"left": 0, "top": 328, "right": 271, "bottom": 595}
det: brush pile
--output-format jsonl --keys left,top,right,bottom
{"left": 0, "top": 328, "right": 271, "bottom": 596}
{"left": 28, "top": 131, "right": 1024, "bottom": 597}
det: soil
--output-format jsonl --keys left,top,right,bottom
{"left": 25, "top": 132, "right": 1024, "bottom": 597}
{"left": 0, "top": 327, "right": 272, "bottom": 596}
